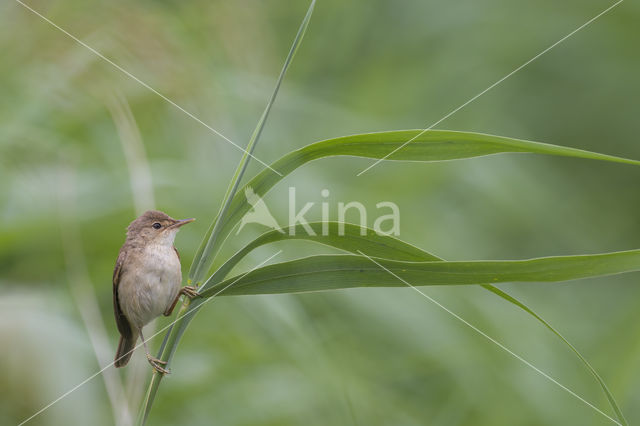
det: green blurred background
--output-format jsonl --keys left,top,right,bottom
{"left": 2, "top": 0, "right": 639, "bottom": 424}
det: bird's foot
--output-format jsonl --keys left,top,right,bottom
{"left": 180, "top": 285, "right": 201, "bottom": 299}
{"left": 147, "top": 356, "right": 170, "bottom": 375}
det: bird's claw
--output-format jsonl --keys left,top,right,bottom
{"left": 181, "top": 285, "right": 200, "bottom": 299}
{"left": 147, "top": 356, "right": 170, "bottom": 375}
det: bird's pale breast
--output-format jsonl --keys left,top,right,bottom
{"left": 118, "top": 243, "right": 181, "bottom": 329}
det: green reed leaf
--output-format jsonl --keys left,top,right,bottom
{"left": 139, "top": 2, "right": 316, "bottom": 424}
{"left": 205, "top": 130, "right": 640, "bottom": 278}
{"left": 200, "top": 222, "right": 635, "bottom": 424}
{"left": 188, "top": 0, "right": 316, "bottom": 286}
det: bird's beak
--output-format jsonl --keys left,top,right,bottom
{"left": 170, "top": 218, "right": 195, "bottom": 229}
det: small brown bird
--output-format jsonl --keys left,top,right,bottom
{"left": 113, "top": 210, "right": 198, "bottom": 374}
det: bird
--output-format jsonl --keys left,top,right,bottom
{"left": 112, "top": 210, "right": 199, "bottom": 374}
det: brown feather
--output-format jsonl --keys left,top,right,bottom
{"left": 112, "top": 250, "right": 133, "bottom": 340}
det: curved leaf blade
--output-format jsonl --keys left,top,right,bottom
{"left": 141, "top": 2, "right": 317, "bottom": 424}
{"left": 199, "top": 223, "right": 631, "bottom": 425}
{"left": 480, "top": 284, "right": 627, "bottom": 425}
{"left": 200, "top": 222, "right": 439, "bottom": 292}
{"left": 188, "top": 0, "right": 316, "bottom": 285}
{"left": 203, "top": 250, "right": 640, "bottom": 296}
{"left": 204, "top": 130, "right": 640, "bottom": 277}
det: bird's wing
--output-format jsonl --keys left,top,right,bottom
{"left": 113, "top": 250, "right": 133, "bottom": 339}
{"left": 173, "top": 246, "right": 180, "bottom": 261}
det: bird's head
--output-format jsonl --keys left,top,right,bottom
{"left": 126, "top": 210, "right": 195, "bottom": 247}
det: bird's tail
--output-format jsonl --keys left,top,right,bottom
{"left": 114, "top": 332, "right": 138, "bottom": 367}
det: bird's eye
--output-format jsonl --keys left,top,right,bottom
{"left": 152, "top": 222, "right": 162, "bottom": 229}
